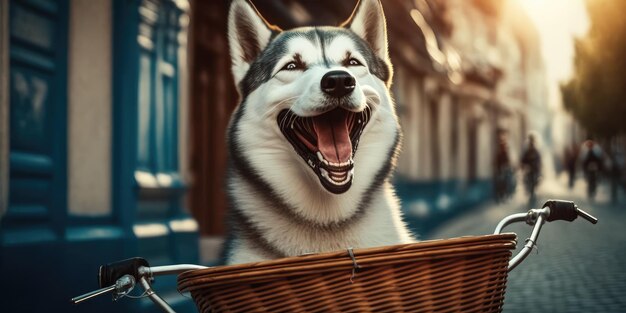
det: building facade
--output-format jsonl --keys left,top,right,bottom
{"left": 0, "top": 0, "right": 197, "bottom": 311}
{"left": 391, "top": 0, "right": 548, "bottom": 230}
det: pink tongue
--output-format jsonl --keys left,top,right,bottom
{"left": 312, "top": 110, "right": 352, "bottom": 164}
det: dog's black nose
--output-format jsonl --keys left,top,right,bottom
{"left": 321, "top": 70, "right": 356, "bottom": 98}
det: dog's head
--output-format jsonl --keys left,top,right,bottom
{"left": 227, "top": 0, "right": 399, "bottom": 198}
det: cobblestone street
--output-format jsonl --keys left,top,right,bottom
{"left": 427, "top": 175, "right": 626, "bottom": 313}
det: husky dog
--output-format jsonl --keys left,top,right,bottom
{"left": 225, "top": 0, "right": 414, "bottom": 264}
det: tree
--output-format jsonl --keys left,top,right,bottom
{"left": 561, "top": 0, "right": 626, "bottom": 139}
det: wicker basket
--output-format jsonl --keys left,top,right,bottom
{"left": 178, "top": 234, "right": 517, "bottom": 313}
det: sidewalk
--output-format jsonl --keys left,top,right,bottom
{"left": 428, "top": 174, "right": 626, "bottom": 313}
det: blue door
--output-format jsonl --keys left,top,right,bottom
{"left": 113, "top": 0, "right": 196, "bottom": 267}
{"left": 5, "top": 0, "right": 68, "bottom": 238}
{"left": 0, "top": 0, "right": 197, "bottom": 311}
{"left": 0, "top": 0, "right": 69, "bottom": 310}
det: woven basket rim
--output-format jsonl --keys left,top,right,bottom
{"left": 178, "top": 233, "right": 516, "bottom": 292}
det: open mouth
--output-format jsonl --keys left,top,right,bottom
{"left": 277, "top": 107, "right": 372, "bottom": 194}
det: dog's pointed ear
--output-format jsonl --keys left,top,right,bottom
{"left": 228, "top": 0, "right": 279, "bottom": 86}
{"left": 342, "top": 0, "right": 389, "bottom": 62}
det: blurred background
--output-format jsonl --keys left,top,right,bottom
{"left": 0, "top": 0, "right": 624, "bottom": 312}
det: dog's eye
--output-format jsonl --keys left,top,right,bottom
{"left": 347, "top": 58, "right": 363, "bottom": 66}
{"left": 281, "top": 61, "right": 301, "bottom": 71}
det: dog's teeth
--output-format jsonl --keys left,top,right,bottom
{"left": 339, "top": 160, "right": 352, "bottom": 167}
{"left": 331, "top": 173, "right": 348, "bottom": 181}
{"left": 337, "top": 171, "right": 354, "bottom": 185}
{"left": 329, "top": 159, "right": 353, "bottom": 167}
{"left": 316, "top": 153, "right": 354, "bottom": 169}
{"left": 320, "top": 168, "right": 353, "bottom": 186}
{"left": 316, "top": 151, "right": 329, "bottom": 165}
{"left": 320, "top": 168, "right": 329, "bottom": 178}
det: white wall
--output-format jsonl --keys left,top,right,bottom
{"left": 419, "top": 79, "right": 434, "bottom": 180}
{"left": 178, "top": 3, "right": 190, "bottom": 187}
{"left": 0, "top": 0, "right": 8, "bottom": 220}
{"left": 395, "top": 67, "right": 410, "bottom": 177}
{"left": 395, "top": 69, "right": 424, "bottom": 181}
{"left": 476, "top": 106, "right": 493, "bottom": 179}
{"left": 437, "top": 93, "right": 452, "bottom": 180}
{"left": 456, "top": 100, "right": 470, "bottom": 181}
{"left": 406, "top": 76, "right": 423, "bottom": 179}
{"left": 67, "top": 0, "right": 112, "bottom": 216}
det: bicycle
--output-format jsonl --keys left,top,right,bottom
{"left": 585, "top": 163, "right": 600, "bottom": 200}
{"left": 72, "top": 199, "right": 597, "bottom": 312}
{"left": 522, "top": 165, "right": 541, "bottom": 204}
{"left": 494, "top": 166, "right": 516, "bottom": 203}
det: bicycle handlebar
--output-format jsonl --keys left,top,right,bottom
{"left": 543, "top": 199, "right": 598, "bottom": 224}
{"left": 99, "top": 257, "right": 150, "bottom": 288}
{"left": 495, "top": 199, "right": 598, "bottom": 271}
{"left": 72, "top": 257, "right": 207, "bottom": 311}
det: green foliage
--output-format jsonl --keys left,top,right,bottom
{"left": 561, "top": 0, "right": 626, "bottom": 139}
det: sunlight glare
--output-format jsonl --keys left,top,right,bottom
{"left": 516, "top": 0, "right": 589, "bottom": 109}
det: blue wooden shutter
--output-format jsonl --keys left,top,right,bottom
{"left": 0, "top": 0, "right": 69, "bottom": 311}
{"left": 135, "top": 0, "right": 181, "bottom": 185}
{"left": 113, "top": 0, "right": 196, "bottom": 266}
{"left": 3, "top": 0, "right": 68, "bottom": 243}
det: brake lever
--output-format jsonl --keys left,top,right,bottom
{"left": 575, "top": 206, "right": 598, "bottom": 224}
{"left": 71, "top": 274, "right": 136, "bottom": 304}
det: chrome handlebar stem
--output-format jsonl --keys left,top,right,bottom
{"left": 495, "top": 201, "right": 597, "bottom": 272}
{"left": 72, "top": 263, "right": 208, "bottom": 312}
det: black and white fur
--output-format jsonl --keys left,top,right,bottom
{"left": 225, "top": 0, "right": 414, "bottom": 264}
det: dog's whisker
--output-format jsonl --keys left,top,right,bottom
{"left": 284, "top": 111, "right": 294, "bottom": 130}
{"left": 265, "top": 102, "right": 291, "bottom": 124}
{"left": 289, "top": 112, "right": 298, "bottom": 129}
{"left": 263, "top": 96, "right": 299, "bottom": 118}
{"left": 279, "top": 113, "right": 288, "bottom": 131}
{"left": 281, "top": 113, "right": 290, "bottom": 130}
{"left": 286, "top": 113, "right": 295, "bottom": 131}
{"left": 364, "top": 96, "right": 379, "bottom": 104}
{"left": 279, "top": 108, "right": 295, "bottom": 130}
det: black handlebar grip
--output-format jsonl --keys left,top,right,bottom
{"left": 98, "top": 257, "right": 149, "bottom": 288}
{"left": 543, "top": 200, "right": 578, "bottom": 222}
